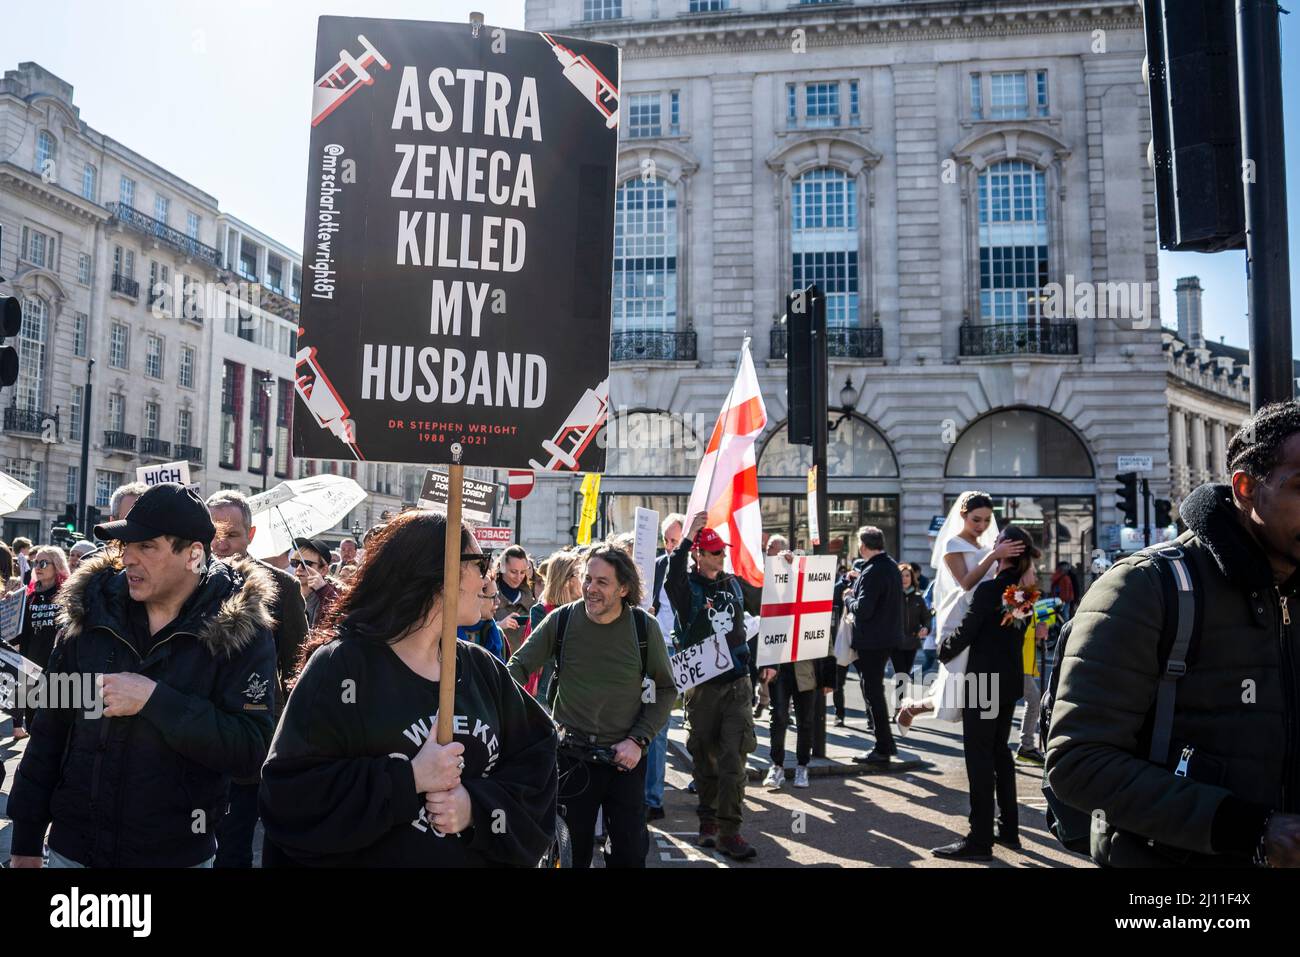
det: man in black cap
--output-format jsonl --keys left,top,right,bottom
{"left": 6, "top": 482, "right": 278, "bottom": 868}
{"left": 206, "top": 488, "right": 308, "bottom": 868}
{"left": 290, "top": 536, "right": 341, "bottom": 629}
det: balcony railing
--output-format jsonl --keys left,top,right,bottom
{"left": 959, "top": 321, "right": 1078, "bottom": 357}
{"left": 106, "top": 202, "right": 222, "bottom": 267}
{"left": 770, "top": 326, "right": 884, "bottom": 360}
{"left": 176, "top": 443, "right": 204, "bottom": 464}
{"left": 103, "top": 430, "right": 137, "bottom": 453}
{"left": 139, "top": 437, "right": 172, "bottom": 458}
{"left": 111, "top": 273, "right": 140, "bottom": 298}
{"left": 4, "top": 405, "right": 58, "bottom": 437}
{"left": 610, "top": 330, "right": 697, "bottom": 362}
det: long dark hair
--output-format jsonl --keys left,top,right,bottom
{"left": 295, "top": 510, "right": 473, "bottom": 674}
{"left": 997, "top": 525, "right": 1041, "bottom": 580}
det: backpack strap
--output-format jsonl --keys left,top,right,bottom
{"left": 546, "top": 602, "right": 577, "bottom": 708}
{"left": 632, "top": 606, "right": 649, "bottom": 678}
{"left": 1147, "top": 545, "right": 1198, "bottom": 766}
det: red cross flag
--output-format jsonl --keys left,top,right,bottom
{"left": 686, "top": 339, "right": 767, "bottom": 587}
{"left": 757, "top": 554, "right": 836, "bottom": 666}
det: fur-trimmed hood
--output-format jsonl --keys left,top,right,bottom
{"left": 56, "top": 551, "right": 276, "bottom": 658}
{"left": 1179, "top": 482, "right": 1300, "bottom": 592}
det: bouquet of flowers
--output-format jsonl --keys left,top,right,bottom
{"left": 1000, "top": 583, "right": 1041, "bottom": 629}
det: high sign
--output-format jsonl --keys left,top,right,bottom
{"left": 293, "top": 17, "right": 619, "bottom": 471}
{"left": 418, "top": 469, "right": 500, "bottom": 525}
{"left": 136, "top": 461, "right": 192, "bottom": 487}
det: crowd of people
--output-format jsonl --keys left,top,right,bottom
{"left": 4, "top": 399, "right": 1300, "bottom": 868}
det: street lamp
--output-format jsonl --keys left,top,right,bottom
{"left": 829, "top": 375, "right": 860, "bottom": 432}
{"left": 259, "top": 373, "right": 274, "bottom": 491}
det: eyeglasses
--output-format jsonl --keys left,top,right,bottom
{"left": 289, "top": 558, "right": 323, "bottom": 570}
{"left": 461, "top": 553, "right": 490, "bottom": 577}
{"left": 34, "top": 559, "right": 53, "bottom": 570}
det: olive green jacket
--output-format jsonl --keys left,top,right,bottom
{"left": 1046, "top": 483, "right": 1298, "bottom": 865}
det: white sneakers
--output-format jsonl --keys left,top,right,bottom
{"left": 793, "top": 766, "right": 810, "bottom": 789}
{"left": 763, "top": 765, "right": 785, "bottom": 790}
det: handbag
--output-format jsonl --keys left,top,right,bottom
{"left": 834, "top": 612, "right": 857, "bottom": 667}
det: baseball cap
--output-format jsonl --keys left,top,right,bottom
{"left": 694, "top": 527, "right": 726, "bottom": 553}
{"left": 94, "top": 482, "right": 216, "bottom": 545}
{"left": 292, "top": 536, "right": 334, "bottom": 567}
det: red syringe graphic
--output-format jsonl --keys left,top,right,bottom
{"left": 528, "top": 378, "right": 609, "bottom": 471}
{"left": 295, "top": 346, "right": 365, "bottom": 461}
{"left": 540, "top": 33, "right": 619, "bottom": 129}
{"left": 312, "top": 34, "right": 391, "bottom": 127}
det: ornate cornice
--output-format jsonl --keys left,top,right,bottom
{"left": 560, "top": 2, "right": 1143, "bottom": 59}
{"left": 951, "top": 124, "right": 1073, "bottom": 168}
{"left": 0, "top": 162, "right": 110, "bottom": 224}
{"left": 765, "top": 132, "right": 882, "bottom": 176}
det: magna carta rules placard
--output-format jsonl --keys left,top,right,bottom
{"left": 294, "top": 17, "right": 619, "bottom": 471}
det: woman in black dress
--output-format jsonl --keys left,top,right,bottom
{"left": 259, "top": 510, "right": 558, "bottom": 867}
{"left": 931, "top": 525, "right": 1040, "bottom": 861}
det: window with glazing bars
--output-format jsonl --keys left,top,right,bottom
{"left": 990, "top": 72, "right": 1028, "bottom": 119}
{"left": 612, "top": 177, "right": 677, "bottom": 332}
{"left": 627, "top": 93, "right": 661, "bottom": 138}
{"left": 583, "top": 0, "right": 622, "bottom": 20}
{"left": 805, "top": 83, "right": 839, "bottom": 127}
{"left": 791, "top": 168, "right": 858, "bottom": 326}
{"left": 978, "top": 160, "right": 1049, "bottom": 323}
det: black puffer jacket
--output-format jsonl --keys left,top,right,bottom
{"left": 7, "top": 553, "right": 277, "bottom": 867}
{"left": 1046, "top": 483, "right": 1300, "bottom": 866}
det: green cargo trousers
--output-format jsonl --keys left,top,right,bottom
{"left": 685, "top": 675, "right": 757, "bottom": 837}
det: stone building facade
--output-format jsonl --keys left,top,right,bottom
{"left": 0, "top": 61, "right": 437, "bottom": 546}
{"left": 513, "top": 0, "right": 1168, "bottom": 572}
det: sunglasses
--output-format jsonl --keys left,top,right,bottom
{"left": 461, "top": 553, "right": 490, "bottom": 577}
{"left": 34, "top": 559, "right": 53, "bottom": 570}
{"left": 289, "top": 558, "right": 323, "bottom": 570}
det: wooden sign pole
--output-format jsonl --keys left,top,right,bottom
{"left": 436, "top": 446, "right": 465, "bottom": 745}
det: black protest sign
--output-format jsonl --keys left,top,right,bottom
{"left": 295, "top": 16, "right": 619, "bottom": 472}
{"left": 418, "top": 469, "right": 500, "bottom": 524}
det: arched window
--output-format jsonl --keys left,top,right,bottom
{"left": 605, "top": 409, "right": 700, "bottom": 476}
{"left": 792, "top": 167, "right": 858, "bottom": 325}
{"left": 16, "top": 297, "right": 48, "bottom": 411}
{"left": 613, "top": 177, "right": 677, "bottom": 331}
{"left": 35, "top": 130, "right": 57, "bottom": 174}
{"left": 978, "top": 160, "right": 1048, "bottom": 323}
{"left": 759, "top": 415, "right": 898, "bottom": 477}
{"left": 946, "top": 408, "right": 1093, "bottom": 477}
{"left": 82, "top": 163, "right": 97, "bottom": 201}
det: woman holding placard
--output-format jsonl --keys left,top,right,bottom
{"left": 260, "top": 511, "right": 558, "bottom": 867}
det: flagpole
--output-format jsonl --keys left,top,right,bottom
{"left": 700, "top": 336, "right": 751, "bottom": 522}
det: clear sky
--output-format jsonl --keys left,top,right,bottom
{"left": 3, "top": 0, "right": 1297, "bottom": 352}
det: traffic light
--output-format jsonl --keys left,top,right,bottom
{"left": 85, "top": 505, "right": 103, "bottom": 533}
{"left": 59, "top": 504, "right": 76, "bottom": 534}
{"left": 786, "top": 284, "right": 824, "bottom": 446}
{"left": 1141, "top": 0, "right": 1245, "bottom": 252}
{"left": 1, "top": 274, "right": 21, "bottom": 388}
{"left": 1116, "top": 472, "right": 1140, "bottom": 527}
{"left": 1154, "top": 497, "right": 1174, "bottom": 528}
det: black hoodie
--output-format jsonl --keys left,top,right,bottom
{"left": 259, "top": 637, "right": 557, "bottom": 867}
{"left": 7, "top": 553, "right": 278, "bottom": 867}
